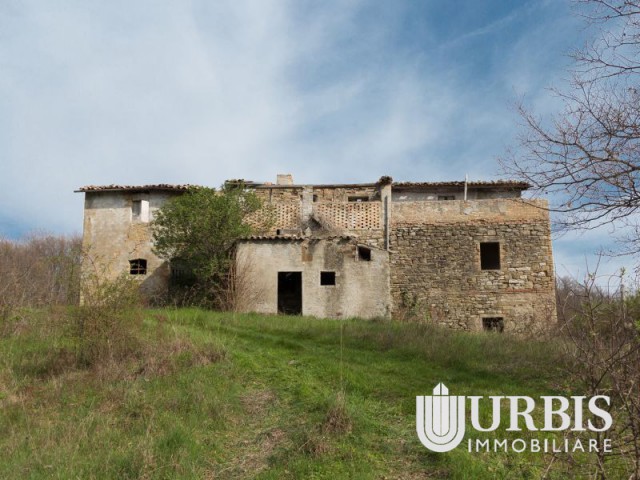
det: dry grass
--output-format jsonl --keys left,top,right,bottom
{"left": 321, "top": 391, "right": 352, "bottom": 435}
{"left": 3, "top": 308, "right": 625, "bottom": 479}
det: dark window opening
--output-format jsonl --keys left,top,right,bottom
{"left": 313, "top": 194, "right": 318, "bottom": 202}
{"left": 438, "top": 195, "right": 455, "bottom": 201}
{"left": 170, "top": 258, "right": 197, "bottom": 286}
{"left": 357, "top": 246, "right": 372, "bottom": 261}
{"left": 480, "top": 242, "right": 501, "bottom": 270}
{"left": 483, "top": 317, "right": 504, "bottom": 333}
{"left": 320, "top": 271, "right": 336, "bottom": 285}
{"left": 129, "top": 258, "right": 147, "bottom": 275}
{"left": 278, "top": 272, "right": 302, "bottom": 315}
{"left": 276, "top": 229, "right": 282, "bottom": 235}
{"left": 131, "top": 199, "right": 149, "bottom": 222}
{"left": 132, "top": 200, "right": 142, "bottom": 217}
{"left": 348, "top": 196, "right": 369, "bottom": 202}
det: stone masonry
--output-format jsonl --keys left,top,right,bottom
{"left": 390, "top": 199, "right": 555, "bottom": 332}
{"left": 77, "top": 176, "right": 556, "bottom": 331}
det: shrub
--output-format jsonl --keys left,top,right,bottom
{"left": 151, "top": 184, "right": 272, "bottom": 308}
{"left": 73, "top": 272, "right": 142, "bottom": 367}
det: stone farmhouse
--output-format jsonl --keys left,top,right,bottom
{"left": 76, "top": 174, "right": 556, "bottom": 333}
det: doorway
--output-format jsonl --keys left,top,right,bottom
{"left": 278, "top": 272, "right": 302, "bottom": 315}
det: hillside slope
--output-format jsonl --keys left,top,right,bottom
{"left": 1, "top": 309, "right": 580, "bottom": 478}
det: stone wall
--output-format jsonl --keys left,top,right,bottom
{"left": 391, "top": 188, "right": 521, "bottom": 202}
{"left": 78, "top": 183, "right": 556, "bottom": 331}
{"left": 312, "top": 186, "right": 378, "bottom": 202}
{"left": 254, "top": 187, "right": 303, "bottom": 202}
{"left": 392, "top": 198, "right": 549, "bottom": 224}
{"left": 389, "top": 199, "right": 556, "bottom": 333}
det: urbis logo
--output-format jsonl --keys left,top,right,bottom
{"left": 416, "top": 383, "right": 613, "bottom": 454}
{"left": 416, "top": 383, "right": 465, "bottom": 452}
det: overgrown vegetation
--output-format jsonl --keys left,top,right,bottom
{"left": 0, "top": 233, "right": 81, "bottom": 310}
{"left": 555, "top": 271, "right": 640, "bottom": 478}
{"left": 1, "top": 231, "right": 639, "bottom": 477}
{"left": 1, "top": 308, "right": 571, "bottom": 479}
{"left": 151, "top": 184, "right": 271, "bottom": 308}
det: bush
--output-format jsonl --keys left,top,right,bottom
{"left": 73, "top": 272, "right": 142, "bottom": 366}
{"left": 556, "top": 272, "right": 640, "bottom": 478}
{"left": 152, "top": 184, "right": 272, "bottom": 308}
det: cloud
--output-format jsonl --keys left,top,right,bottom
{"left": 1, "top": 0, "right": 460, "bottom": 232}
{"left": 0, "top": 0, "right": 632, "bottom": 279}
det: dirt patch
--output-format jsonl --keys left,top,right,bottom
{"left": 240, "top": 389, "right": 277, "bottom": 416}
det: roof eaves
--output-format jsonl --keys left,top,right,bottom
{"left": 75, "top": 184, "right": 199, "bottom": 193}
{"left": 392, "top": 180, "right": 530, "bottom": 190}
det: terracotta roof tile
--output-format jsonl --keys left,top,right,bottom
{"left": 75, "top": 184, "right": 198, "bottom": 193}
{"left": 240, "top": 234, "right": 356, "bottom": 242}
{"left": 393, "top": 180, "right": 530, "bottom": 189}
{"left": 75, "top": 179, "right": 530, "bottom": 193}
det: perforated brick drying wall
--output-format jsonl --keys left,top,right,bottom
{"left": 246, "top": 203, "right": 301, "bottom": 231}
{"left": 313, "top": 202, "right": 382, "bottom": 230}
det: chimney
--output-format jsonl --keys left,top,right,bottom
{"left": 276, "top": 174, "right": 294, "bottom": 185}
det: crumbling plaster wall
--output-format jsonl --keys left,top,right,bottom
{"left": 81, "top": 191, "right": 175, "bottom": 302}
{"left": 235, "top": 239, "right": 390, "bottom": 319}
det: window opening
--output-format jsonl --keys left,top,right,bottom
{"left": 480, "top": 242, "right": 501, "bottom": 270}
{"left": 320, "top": 271, "right": 336, "bottom": 285}
{"left": 483, "top": 317, "right": 504, "bottom": 332}
{"left": 129, "top": 259, "right": 147, "bottom": 275}
{"left": 357, "top": 246, "right": 372, "bottom": 261}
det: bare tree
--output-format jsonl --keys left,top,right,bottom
{"left": 501, "top": 1, "right": 640, "bottom": 256}
{"left": 216, "top": 250, "right": 269, "bottom": 313}
{"left": 0, "top": 233, "right": 82, "bottom": 309}
{"left": 556, "top": 267, "right": 640, "bottom": 479}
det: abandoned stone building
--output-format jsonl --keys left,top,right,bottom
{"left": 76, "top": 174, "right": 556, "bottom": 333}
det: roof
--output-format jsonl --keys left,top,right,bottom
{"left": 240, "top": 234, "right": 356, "bottom": 242}
{"left": 393, "top": 180, "right": 530, "bottom": 190}
{"left": 251, "top": 183, "right": 378, "bottom": 189}
{"left": 240, "top": 178, "right": 529, "bottom": 190}
{"left": 75, "top": 184, "right": 198, "bottom": 193}
{"left": 76, "top": 179, "right": 530, "bottom": 193}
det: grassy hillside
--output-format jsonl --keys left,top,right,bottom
{"left": 0, "top": 309, "right": 593, "bottom": 478}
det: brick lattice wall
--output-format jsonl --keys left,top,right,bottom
{"left": 246, "top": 203, "right": 301, "bottom": 231}
{"left": 313, "top": 202, "right": 382, "bottom": 230}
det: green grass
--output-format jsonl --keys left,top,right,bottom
{"left": 0, "top": 308, "right": 597, "bottom": 479}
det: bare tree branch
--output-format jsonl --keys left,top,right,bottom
{"left": 501, "top": 0, "right": 640, "bottom": 260}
